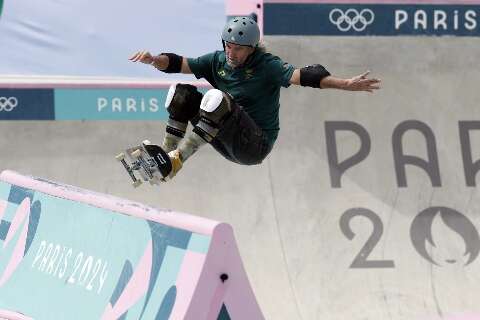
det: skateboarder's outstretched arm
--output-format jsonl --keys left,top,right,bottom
{"left": 289, "top": 68, "right": 381, "bottom": 93}
{"left": 129, "top": 51, "right": 192, "bottom": 74}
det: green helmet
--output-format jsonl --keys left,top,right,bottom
{"left": 221, "top": 16, "right": 260, "bottom": 47}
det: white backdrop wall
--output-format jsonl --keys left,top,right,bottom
{"left": 0, "top": 0, "right": 225, "bottom": 78}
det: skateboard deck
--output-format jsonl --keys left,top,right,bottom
{"left": 116, "top": 141, "right": 172, "bottom": 187}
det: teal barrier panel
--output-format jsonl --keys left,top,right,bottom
{"left": 0, "top": 171, "right": 263, "bottom": 320}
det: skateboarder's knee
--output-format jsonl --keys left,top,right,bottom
{"left": 199, "top": 89, "right": 233, "bottom": 123}
{"left": 165, "top": 83, "right": 203, "bottom": 123}
{"left": 192, "top": 89, "right": 234, "bottom": 142}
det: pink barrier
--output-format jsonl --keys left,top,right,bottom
{"left": 0, "top": 310, "right": 32, "bottom": 320}
{"left": 0, "top": 171, "right": 264, "bottom": 319}
{"left": 0, "top": 170, "right": 217, "bottom": 236}
{"left": 0, "top": 78, "right": 211, "bottom": 89}
{"left": 226, "top": 0, "right": 264, "bottom": 35}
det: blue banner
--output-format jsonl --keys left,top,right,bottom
{"left": 0, "top": 89, "right": 54, "bottom": 120}
{"left": 264, "top": 3, "right": 480, "bottom": 36}
{"left": 54, "top": 89, "right": 169, "bottom": 120}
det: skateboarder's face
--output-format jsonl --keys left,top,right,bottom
{"left": 225, "top": 42, "right": 255, "bottom": 68}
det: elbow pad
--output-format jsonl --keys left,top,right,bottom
{"left": 160, "top": 53, "right": 183, "bottom": 73}
{"left": 299, "top": 64, "right": 331, "bottom": 88}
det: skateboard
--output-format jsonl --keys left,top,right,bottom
{"left": 116, "top": 141, "right": 172, "bottom": 187}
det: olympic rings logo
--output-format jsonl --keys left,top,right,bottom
{"left": 329, "top": 8, "right": 375, "bottom": 32}
{"left": 0, "top": 97, "right": 18, "bottom": 112}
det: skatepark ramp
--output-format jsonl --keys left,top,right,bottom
{"left": 0, "top": 170, "right": 263, "bottom": 320}
{"left": 2, "top": 0, "right": 480, "bottom": 319}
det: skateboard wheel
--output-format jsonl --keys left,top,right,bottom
{"left": 115, "top": 153, "right": 125, "bottom": 161}
{"left": 132, "top": 180, "right": 142, "bottom": 188}
{"left": 131, "top": 149, "right": 142, "bottom": 158}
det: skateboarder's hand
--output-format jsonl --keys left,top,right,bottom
{"left": 343, "top": 71, "right": 381, "bottom": 93}
{"left": 129, "top": 50, "right": 155, "bottom": 65}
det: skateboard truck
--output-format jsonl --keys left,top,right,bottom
{"left": 115, "top": 152, "right": 144, "bottom": 187}
{"left": 116, "top": 142, "right": 173, "bottom": 188}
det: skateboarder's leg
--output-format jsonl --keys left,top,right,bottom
{"left": 209, "top": 103, "right": 273, "bottom": 165}
{"left": 162, "top": 83, "right": 203, "bottom": 152}
{"left": 175, "top": 88, "right": 232, "bottom": 162}
{"left": 176, "top": 89, "right": 272, "bottom": 165}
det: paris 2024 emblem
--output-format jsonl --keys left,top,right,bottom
{"left": 410, "top": 207, "right": 480, "bottom": 266}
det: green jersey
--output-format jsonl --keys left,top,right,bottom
{"left": 187, "top": 50, "right": 295, "bottom": 144}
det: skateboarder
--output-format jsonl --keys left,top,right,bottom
{"left": 129, "top": 16, "right": 381, "bottom": 181}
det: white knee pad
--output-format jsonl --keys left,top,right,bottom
{"left": 164, "top": 83, "right": 179, "bottom": 109}
{"left": 200, "top": 89, "right": 224, "bottom": 113}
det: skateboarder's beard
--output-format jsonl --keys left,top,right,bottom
{"left": 226, "top": 57, "right": 242, "bottom": 68}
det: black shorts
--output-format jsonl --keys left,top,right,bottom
{"left": 208, "top": 103, "right": 273, "bottom": 165}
